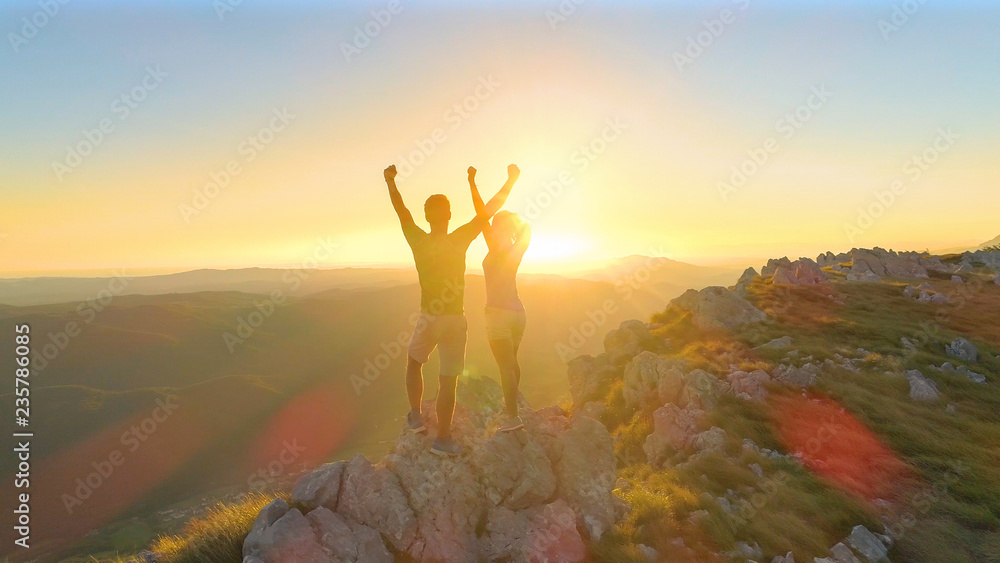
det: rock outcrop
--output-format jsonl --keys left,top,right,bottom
{"left": 668, "top": 286, "right": 767, "bottom": 330}
{"left": 245, "top": 376, "right": 618, "bottom": 562}
{"left": 771, "top": 258, "right": 828, "bottom": 286}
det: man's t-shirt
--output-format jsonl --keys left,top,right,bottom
{"left": 403, "top": 218, "right": 486, "bottom": 315}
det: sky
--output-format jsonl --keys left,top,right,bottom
{"left": 2, "top": 0, "right": 999, "bottom": 276}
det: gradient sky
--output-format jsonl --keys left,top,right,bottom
{"left": 2, "top": 0, "right": 998, "bottom": 276}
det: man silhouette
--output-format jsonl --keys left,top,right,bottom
{"left": 383, "top": 163, "right": 519, "bottom": 455}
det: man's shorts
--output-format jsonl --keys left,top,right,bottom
{"left": 407, "top": 313, "right": 468, "bottom": 376}
{"left": 484, "top": 306, "right": 527, "bottom": 346}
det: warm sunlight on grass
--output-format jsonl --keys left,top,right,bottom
{"left": 147, "top": 492, "right": 287, "bottom": 563}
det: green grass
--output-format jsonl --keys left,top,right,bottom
{"left": 594, "top": 273, "right": 1000, "bottom": 561}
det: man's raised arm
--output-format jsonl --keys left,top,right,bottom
{"left": 384, "top": 165, "right": 415, "bottom": 227}
{"left": 476, "top": 164, "right": 520, "bottom": 220}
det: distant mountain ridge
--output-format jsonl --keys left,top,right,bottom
{"left": 0, "top": 257, "right": 737, "bottom": 307}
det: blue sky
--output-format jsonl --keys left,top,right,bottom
{"left": 2, "top": 0, "right": 998, "bottom": 274}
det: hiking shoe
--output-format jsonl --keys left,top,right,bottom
{"left": 406, "top": 411, "right": 427, "bottom": 434}
{"left": 498, "top": 414, "right": 524, "bottom": 433}
{"left": 430, "top": 438, "right": 462, "bottom": 457}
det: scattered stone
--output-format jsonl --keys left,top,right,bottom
{"left": 773, "top": 363, "right": 819, "bottom": 387}
{"left": 951, "top": 275, "right": 964, "bottom": 283}
{"left": 734, "top": 267, "right": 760, "bottom": 295}
{"left": 638, "top": 543, "right": 659, "bottom": 562}
{"left": 668, "top": 286, "right": 768, "bottom": 330}
{"left": 679, "top": 369, "right": 729, "bottom": 410}
{"left": 727, "top": 369, "right": 771, "bottom": 401}
{"left": 945, "top": 337, "right": 978, "bottom": 362}
{"left": 750, "top": 463, "right": 765, "bottom": 478}
{"left": 902, "top": 285, "right": 917, "bottom": 298}
{"left": 946, "top": 404, "right": 956, "bottom": 413}
{"left": 772, "top": 552, "right": 795, "bottom": 563}
{"left": 900, "top": 337, "right": 917, "bottom": 353}
{"left": 756, "top": 336, "right": 793, "bottom": 350}
{"left": 906, "top": 369, "right": 940, "bottom": 401}
{"left": 829, "top": 542, "right": 863, "bottom": 563}
{"left": 847, "top": 525, "right": 889, "bottom": 562}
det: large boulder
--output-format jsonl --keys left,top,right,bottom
{"left": 849, "top": 248, "right": 929, "bottom": 280}
{"left": 643, "top": 403, "right": 707, "bottom": 464}
{"left": 668, "top": 286, "right": 767, "bottom": 331}
{"left": 733, "top": 267, "right": 760, "bottom": 295}
{"left": 945, "top": 337, "right": 978, "bottom": 362}
{"left": 762, "top": 257, "right": 792, "bottom": 277}
{"left": 480, "top": 500, "right": 586, "bottom": 563}
{"left": 337, "top": 455, "right": 418, "bottom": 553}
{"left": 473, "top": 431, "right": 557, "bottom": 510}
{"left": 623, "top": 351, "right": 686, "bottom": 408}
{"left": 306, "top": 508, "right": 392, "bottom": 563}
{"left": 771, "top": 258, "right": 827, "bottom": 286}
{"left": 243, "top": 507, "right": 334, "bottom": 563}
{"left": 551, "top": 415, "right": 617, "bottom": 539}
{"left": 290, "top": 461, "right": 344, "bottom": 512}
{"left": 566, "top": 354, "right": 617, "bottom": 408}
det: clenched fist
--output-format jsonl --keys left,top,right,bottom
{"left": 467, "top": 166, "right": 477, "bottom": 182}
{"left": 507, "top": 164, "right": 520, "bottom": 182}
{"left": 384, "top": 165, "right": 397, "bottom": 182}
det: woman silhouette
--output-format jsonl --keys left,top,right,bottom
{"left": 469, "top": 166, "right": 531, "bottom": 432}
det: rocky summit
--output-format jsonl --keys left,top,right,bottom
{"left": 243, "top": 377, "right": 621, "bottom": 563}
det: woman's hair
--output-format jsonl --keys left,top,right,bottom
{"left": 491, "top": 211, "right": 522, "bottom": 244}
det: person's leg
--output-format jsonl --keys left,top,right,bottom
{"left": 406, "top": 355, "right": 424, "bottom": 413}
{"left": 405, "top": 314, "right": 435, "bottom": 432}
{"left": 489, "top": 338, "right": 519, "bottom": 417}
{"left": 436, "top": 374, "right": 459, "bottom": 439}
{"left": 434, "top": 315, "right": 468, "bottom": 444}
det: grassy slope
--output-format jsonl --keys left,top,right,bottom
{"left": 93, "top": 269, "right": 1000, "bottom": 563}
{"left": 594, "top": 270, "right": 1000, "bottom": 562}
